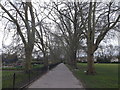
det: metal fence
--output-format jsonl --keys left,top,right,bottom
{"left": 2, "top": 62, "right": 61, "bottom": 89}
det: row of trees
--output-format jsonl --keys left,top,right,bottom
{"left": 0, "top": 0, "right": 119, "bottom": 74}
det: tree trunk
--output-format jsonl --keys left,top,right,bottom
{"left": 25, "top": 47, "right": 32, "bottom": 72}
{"left": 43, "top": 52, "right": 48, "bottom": 67}
{"left": 86, "top": 48, "right": 96, "bottom": 75}
{"left": 70, "top": 49, "right": 77, "bottom": 69}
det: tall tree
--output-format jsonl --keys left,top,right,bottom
{"left": 35, "top": 20, "right": 49, "bottom": 67}
{"left": 79, "top": 2, "right": 120, "bottom": 74}
{"left": 44, "top": 1, "right": 84, "bottom": 68}
{"left": 0, "top": 1, "right": 36, "bottom": 72}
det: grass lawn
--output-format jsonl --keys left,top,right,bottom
{"left": 70, "top": 63, "right": 119, "bottom": 88}
{"left": 2, "top": 70, "right": 21, "bottom": 88}
{"left": 2, "top": 67, "right": 23, "bottom": 70}
{"left": 2, "top": 64, "right": 44, "bottom": 88}
{"left": 32, "top": 64, "right": 44, "bottom": 69}
{"left": 2, "top": 64, "right": 44, "bottom": 70}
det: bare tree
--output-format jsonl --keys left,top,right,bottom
{"left": 44, "top": 1, "right": 84, "bottom": 68}
{"left": 79, "top": 2, "right": 120, "bottom": 74}
{"left": 35, "top": 20, "right": 49, "bottom": 67}
{"left": 0, "top": 1, "right": 36, "bottom": 72}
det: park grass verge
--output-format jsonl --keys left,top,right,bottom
{"left": 2, "top": 64, "right": 44, "bottom": 70}
{"left": 67, "top": 63, "right": 119, "bottom": 88}
{"left": 2, "top": 64, "right": 44, "bottom": 88}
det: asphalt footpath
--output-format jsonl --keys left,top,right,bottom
{"left": 28, "top": 63, "right": 84, "bottom": 88}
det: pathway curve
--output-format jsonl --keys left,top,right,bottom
{"left": 28, "top": 63, "right": 84, "bottom": 88}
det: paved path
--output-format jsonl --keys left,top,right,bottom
{"left": 28, "top": 63, "right": 84, "bottom": 88}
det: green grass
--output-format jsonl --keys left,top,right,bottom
{"left": 2, "top": 64, "right": 44, "bottom": 88}
{"left": 2, "top": 66, "right": 23, "bottom": 70}
{"left": 70, "top": 63, "right": 119, "bottom": 88}
{"left": 2, "top": 71, "right": 20, "bottom": 88}
{"left": 2, "top": 64, "right": 44, "bottom": 70}
{"left": 32, "top": 64, "right": 44, "bottom": 69}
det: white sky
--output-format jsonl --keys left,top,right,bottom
{"left": 0, "top": 23, "right": 4, "bottom": 50}
{"left": 5, "top": 0, "right": 120, "bottom": 3}
{"left": 0, "top": 0, "right": 119, "bottom": 50}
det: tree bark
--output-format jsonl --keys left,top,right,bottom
{"left": 86, "top": 45, "right": 96, "bottom": 75}
{"left": 25, "top": 46, "right": 32, "bottom": 72}
{"left": 69, "top": 48, "right": 77, "bottom": 69}
{"left": 43, "top": 52, "right": 48, "bottom": 67}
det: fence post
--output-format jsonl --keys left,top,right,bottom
{"left": 13, "top": 73, "right": 15, "bottom": 90}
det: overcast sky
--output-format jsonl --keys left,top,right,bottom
{"left": 0, "top": 0, "right": 119, "bottom": 51}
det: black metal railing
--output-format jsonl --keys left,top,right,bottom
{"left": 2, "top": 62, "right": 61, "bottom": 89}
